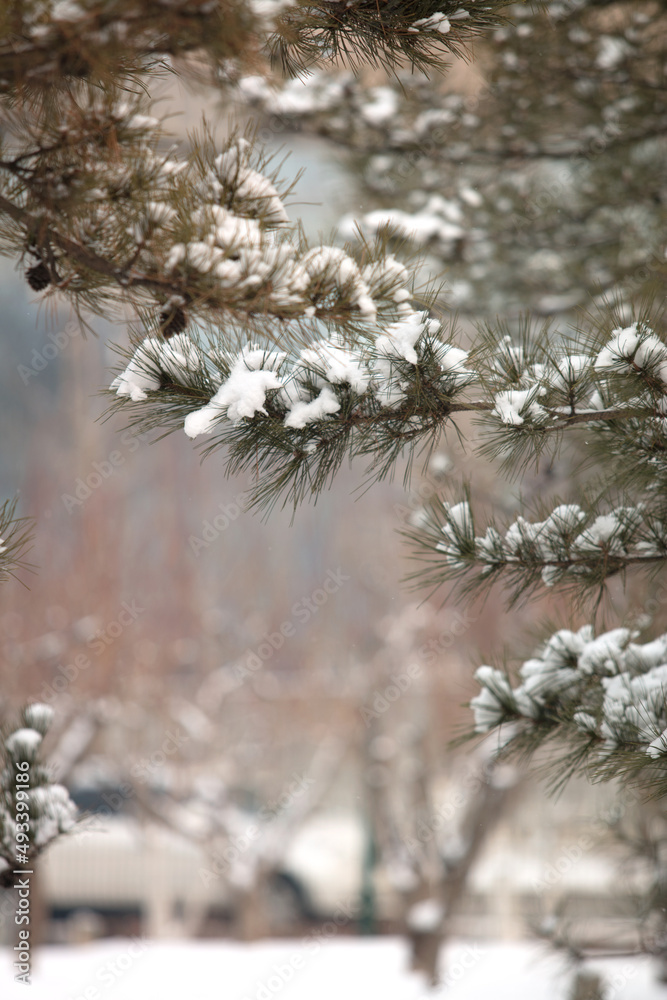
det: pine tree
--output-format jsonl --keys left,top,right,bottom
{"left": 0, "top": 0, "right": 512, "bottom": 954}
{"left": 7, "top": 2, "right": 667, "bottom": 974}
{"left": 6, "top": 2, "right": 667, "bottom": 800}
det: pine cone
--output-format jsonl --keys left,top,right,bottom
{"left": 26, "top": 261, "right": 50, "bottom": 291}
{"left": 160, "top": 306, "right": 187, "bottom": 339}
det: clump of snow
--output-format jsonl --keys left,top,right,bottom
{"left": 573, "top": 507, "right": 643, "bottom": 556}
{"left": 185, "top": 346, "right": 285, "bottom": 436}
{"left": 472, "top": 624, "right": 667, "bottom": 766}
{"left": 111, "top": 338, "right": 163, "bottom": 401}
{"left": 436, "top": 501, "right": 473, "bottom": 567}
{"left": 214, "top": 139, "right": 288, "bottom": 225}
{"left": 410, "top": 12, "right": 451, "bottom": 34}
{"left": 470, "top": 667, "right": 514, "bottom": 732}
{"left": 300, "top": 335, "right": 371, "bottom": 394}
{"left": 5, "top": 727, "right": 43, "bottom": 758}
{"left": 573, "top": 711, "right": 598, "bottom": 734}
{"left": 361, "top": 254, "right": 411, "bottom": 307}
{"left": 549, "top": 354, "right": 591, "bottom": 390}
{"left": 361, "top": 87, "right": 399, "bottom": 127}
{"left": 30, "top": 784, "right": 78, "bottom": 847}
{"left": 407, "top": 898, "right": 445, "bottom": 933}
{"left": 112, "top": 335, "right": 200, "bottom": 403}
{"left": 51, "top": 0, "right": 85, "bottom": 21}
{"left": 595, "top": 324, "right": 667, "bottom": 382}
{"left": 596, "top": 35, "right": 631, "bottom": 70}
{"left": 284, "top": 386, "right": 341, "bottom": 429}
{"left": 493, "top": 387, "right": 547, "bottom": 426}
{"left": 646, "top": 729, "right": 667, "bottom": 758}
{"left": 298, "top": 246, "right": 376, "bottom": 318}
{"left": 345, "top": 204, "right": 464, "bottom": 251}
{"left": 24, "top": 703, "right": 55, "bottom": 735}
{"left": 577, "top": 629, "right": 634, "bottom": 675}
{"left": 435, "top": 344, "right": 471, "bottom": 385}
{"left": 375, "top": 311, "right": 439, "bottom": 365}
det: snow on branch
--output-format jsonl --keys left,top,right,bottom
{"left": 469, "top": 626, "right": 667, "bottom": 796}
{"left": 107, "top": 314, "right": 667, "bottom": 517}
{"left": 107, "top": 309, "right": 475, "bottom": 510}
{"left": 0, "top": 705, "right": 78, "bottom": 885}
{"left": 400, "top": 317, "right": 667, "bottom": 603}
{"left": 409, "top": 495, "right": 667, "bottom": 604}
{"left": 267, "top": 1, "right": 515, "bottom": 77}
{"left": 0, "top": 112, "right": 425, "bottom": 337}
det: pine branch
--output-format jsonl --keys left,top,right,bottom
{"left": 467, "top": 625, "right": 667, "bottom": 799}
{"left": 0, "top": 109, "right": 435, "bottom": 336}
{"left": 406, "top": 493, "right": 667, "bottom": 607}
{"left": 104, "top": 312, "right": 479, "bottom": 511}
{"left": 0, "top": 499, "right": 34, "bottom": 587}
{"left": 270, "top": 0, "right": 517, "bottom": 77}
{"left": 105, "top": 310, "right": 667, "bottom": 536}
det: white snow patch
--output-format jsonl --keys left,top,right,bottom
{"left": 6, "top": 727, "right": 43, "bottom": 757}
{"left": 284, "top": 386, "right": 341, "bottom": 429}
{"left": 184, "top": 346, "right": 285, "bottom": 435}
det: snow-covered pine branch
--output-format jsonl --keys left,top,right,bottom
{"left": 108, "top": 311, "right": 667, "bottom": 519}
{"left": 267, "top": 1, "right": 515, "bottom": 77}
{"left": 0, "top": 705, "right": 78, "bottom": 887}
{"left": 408, "top": 496, "right": 667, "bottom": 604}
{"left": 469, "top": 626, "right": 667, "bottom": 796}
{"left": 406, "top": 316, "right": 667, "bottom": 603}
{"left": 107, "top": 308, "right": 475, "bottom": 510}
{"left": 0, "top": 1, "right": 263, "bottom": 95}
{"left": 0, "top": 1, "right": 517, "bottom": 338}
{"left": 2, "top": 112, "right": 409, "bottom": 336}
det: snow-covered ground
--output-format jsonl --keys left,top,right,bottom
{"left": 2, "top": 937, "right": 667, "bottom": 1000}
